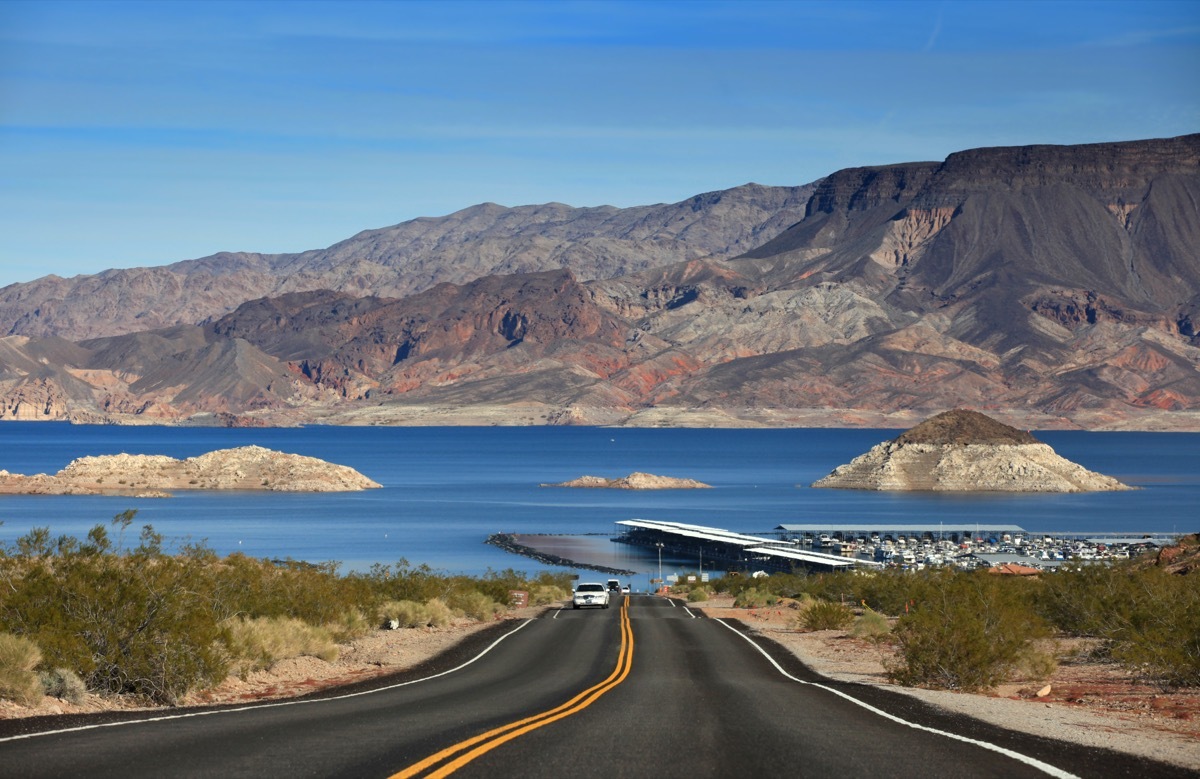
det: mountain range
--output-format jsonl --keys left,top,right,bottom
{"left": 1, "top": 134, "right": 1198, "bottom": 430}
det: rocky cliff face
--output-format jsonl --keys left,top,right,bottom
{"left": 812, "top": 410, "right": 1132, "bottom": 492}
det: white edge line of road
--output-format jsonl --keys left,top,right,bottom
{"left": 0, "top": 618, "right": 538, "bottom": 744}
{"left": 713, "top": 619, "right": 1078, "bottom": 779}
{"left": 682, "top": 607, "right": 697, "bottom": 619}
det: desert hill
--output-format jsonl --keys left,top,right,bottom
{"left": 0, "top": 135, "right": 1198, "bottom": 429}
{"left": 0, "top": 183, "right": 816, "bottom": 341}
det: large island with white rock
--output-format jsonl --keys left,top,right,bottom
{"left": 0, "top": 445, "right": 381, "bottom": 496}
{"left": 812, "top": 410, "right": 1132, "bottom": 493}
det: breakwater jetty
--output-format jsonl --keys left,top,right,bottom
{"left": 486, "top": 533, "right": 636, "bottom": 575}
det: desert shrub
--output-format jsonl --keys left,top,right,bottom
{"left": 851, "top": 571, "right": 920, "bottom": 617}
{"left": 799, "top": 600, "right": 854, "bottom": 631}
{"left": 850, "top": 610, "right": 892, "bottom": 641}
{"left": 2, "top": 542, "right": 228, "bottom": 704}
{"left": 424, "top": 598, "right": 454, "bottom": 627}
{"left": 377, "top": 599, "right": 453, "bottom": 629}
{"left": 378, "top": 600, "right": 431, "bottom": 628}
{"left": 688, "top": 588, "right": 709, "bottom": 602}
{"left": 1106, "top": 570, "right": 1200, "bottom": 689}
{"left": 1035, "top": 562, "right": 1138, "bottom": 637}
{"left": 327, "top": 610, "right": 373, "bottom": 642}
{"left": 365, "top": 561, "right": 452, "bottom": 604}
{"left": 1037, "top": 562, "right": 1200, "bottom": 688}
{"left": 450, "top": 591, "right": 504, "bottom": 621}
{"left": 0, "top": 633, "right": 43, "bottom": 706}
{"left": 887, "top": 570, "right": 1052, "bottom": 692}
{"left": 223, "top": 616, "right": 338, "bottom": 677}
{"left": 733, "top": 587, "right": 776, "bottom": 609}
{"left": 528, "top": 583, "right": 571, "bottom": 606}
{"left": 41, "top": 668, "right": 88, "bottom": 704}
{"left": 472, "top": 568, "right": 528, "bottom": 605}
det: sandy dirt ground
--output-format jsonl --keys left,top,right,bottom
{"left": 3, "top": 597, "right": 1198, "bottom": 771}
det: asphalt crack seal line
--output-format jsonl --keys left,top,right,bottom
{"left": 713, "top": 619, "right": 1078, "bottom": 779}
{"left": 393, "top": 596, "right": 634, "bottom": 779}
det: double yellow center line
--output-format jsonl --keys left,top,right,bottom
{"left": 392, "top": 596, "right": 634, "bottom": 778}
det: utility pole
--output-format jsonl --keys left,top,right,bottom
{"left": 656, "top": 542, "right": 664, "bottom": 593}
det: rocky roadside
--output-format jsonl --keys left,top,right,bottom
{"left": 697, "top": 595, "right": 1200, "bottom": 771}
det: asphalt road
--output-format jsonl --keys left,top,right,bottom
{"left": 0, "top": 595, "right": 1190, "bottom": 778}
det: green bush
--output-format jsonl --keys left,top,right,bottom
{"left": 799, "top": 600, "right": 854, "bottom": 631}
{"left": 0, "top": 633, "right": 43, "bottom": 706}
{"left": 887, "top": 570, "right": 1052, "bottom": 692}
{"left": 688, "top": 588, "right": 709, "bottom": 603}
{"left": 1107, "top": 571, "right": 1200, "bottom": 689}
{"left": 1037, "top": 562, "right": 1200, "bottom": 688}
{"left": 3, "top": 545, "right": 228, "bottom": 704}
{"left": 450, "top": 591, "right": 504, "bottom": 621}
{"left": 41, "top": 668, "right": 88, "bottom": 704}
{"left": 733, "top": 587, "right": 776, "bottom": 609}
{"left": 1036, "top": 562, "right": 1138, "bottom": 638}
{"left": 850, "top": 610, "right": 892, "bottom": 641}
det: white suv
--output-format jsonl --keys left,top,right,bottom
{"left": 572, "top": 582, "right": 611, "bottom": 609}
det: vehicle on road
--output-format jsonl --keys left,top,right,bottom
{"left": 606, "top": 579, "right": 622, "bottom": 592}
{"left": 573, "top": 582, "right": 610, "bottom": 609}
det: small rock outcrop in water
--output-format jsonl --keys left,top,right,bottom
{"left": 542, "top": 472, "right": 711, "bottom": 490}
{"left": 0, "top": 445, "right": 381, "bottom": 496}
{"left": 812, "top": 410, "right": 1132, "bottom": 493}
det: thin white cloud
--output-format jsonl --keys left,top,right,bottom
{"left": 923, "top": 4, "right": 944, "bottom": 51}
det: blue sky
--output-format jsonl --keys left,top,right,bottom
{"left": 1, "top": 0, "right": 1197, "bottom": 287}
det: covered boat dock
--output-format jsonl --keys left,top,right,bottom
{"left": 613, "top": 519, "right": 881, "bottom": 574}
{"left": 775, "top": 523, "right": 1027, "bottom": 543}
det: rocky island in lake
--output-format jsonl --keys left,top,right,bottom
{"left": 0, "top": 445, "right": 381, "bottom": 496}
{"left": 812, "top": 410, "right": 1132, "bottom": 493}
{"left": 543, "top": 472, "right": 711, "bottom": 490}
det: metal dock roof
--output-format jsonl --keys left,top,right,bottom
{"left": 617, "top": 519, "right": 772, "bottom": 547}
{"left": 775, "top": 523, "right": 1026, "bottom": 534}
{"left": 745, "top": 546, "right": 876, "bottom": 569}
{"left": 615, "top": 519, "right": 880, "bottom": 571}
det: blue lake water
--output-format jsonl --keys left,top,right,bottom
{"left": 0, "top": 423, "right": 1196, "bottom": 578}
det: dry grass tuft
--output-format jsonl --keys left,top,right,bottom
{"left": 223, "top": 617, "right": 339, "bottom": 677}
{"left": 0, "top": 633, "right": 44, "bottom": 706}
